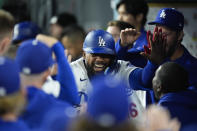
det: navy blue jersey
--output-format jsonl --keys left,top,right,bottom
{"left": 20, "top": 86, "right": 73, "bottom": 129}
{"left": 173, "top": 45, "right": 197, "bottom": 88}
{"left": 0, "top": 118, "right": 29, "bottom": 131}
{"left": 158, "top": 90, "right": 197, "bottom": 129}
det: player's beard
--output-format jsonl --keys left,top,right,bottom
{"left": 86, "top": 62, "right": 107, "bottom": 79}
{"left": 166, "top": 39, "right": 179, "bottom": 58}
{"left": 84, "top": 59, "right": 115, "bottom": 80}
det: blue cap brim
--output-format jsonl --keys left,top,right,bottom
{"left": 83, "top": 47, "right": 115, "bottom": 55}
{"left": 148, "top": 21, "right": 161, "bottom": 25}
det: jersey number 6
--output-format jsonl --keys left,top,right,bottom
{"left": 129, "top": 102, "right": 138, "bottom": 118}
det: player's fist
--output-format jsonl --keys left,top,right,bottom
{"left": 36, "top": 34, "right": 58, "bottom": 47}
{"left": 120, "top": 28, "right": 141, "bottom": 47}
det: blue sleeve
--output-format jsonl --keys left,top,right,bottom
{"left": 52, "top": 42, "right": 80, "bottom": 105}
{"left": 115, "top": 39, "right": 129, "bottom": 60}
{"left": 129, "top": 61, "right": 158, "bottom": 90}
{"left": 142, "top": 61, "right": 158, "bottom": 88}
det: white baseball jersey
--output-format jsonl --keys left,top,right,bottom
{"left": 42, "top": 76, "right": 60, "bottom": 97}
{"left": 70, "top": 58, "right": 146, "bottom": 123}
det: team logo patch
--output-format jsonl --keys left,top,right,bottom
{"left": 160, "top": 9, "right": 166, "bottom": 19}
{"left": 98, "top": 36, "right": 106, "bottom": 46}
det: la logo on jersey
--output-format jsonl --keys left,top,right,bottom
{"left": 160, "top": 10, "right": 166, "bottom": 19}
{"left": 98, "top": 36, "right": 106, "bottom": 46}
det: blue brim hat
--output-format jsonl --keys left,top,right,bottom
{"left": 83, "top": 30, "right": 116, "bottom": 55}
{"left": 0, "top": 57, "right": 20, "bottom": 96}
{"left": 41, "top": 106, "right": 77, "bottom": 131}
{"left": 12, "top": 21, "right": 41, "bottom": 44}
{"left": 16, "top": 39, "right": 54, "bottom": 75}
{"left": 148, "top": 8, "right": 184, "bottom": 31}
{"left": 87, "top": 75, "right": 129, "bottom": 126}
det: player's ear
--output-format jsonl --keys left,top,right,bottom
{"left": 0, "top": 37, "right": 11, "bottom": 55}
{"left": 177, "top": 30, "right": 184, "bottom": 41}
{"left": 42, "top": 68, "right": 51, "bottom": 83}
{"left": 82, "top": 52, "right": 86, "bottom": 59}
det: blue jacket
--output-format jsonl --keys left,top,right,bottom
{"left": 115, "top": 28, "right": 148, "bottom": 68}
{"left": 0, "top": 118, "right": 29, "bottom": 131}
{"left": 173, "top": 46, "right": 197, "bottom": 88}
{"left": 20, "top": 86, "right": 72, "bottom": 129}
{"left": 158, "top": 90, "right": 197, "bottom": 128}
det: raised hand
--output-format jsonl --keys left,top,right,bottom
{"left": 36, "top": 34, "right": 58, "bottom": 47}
{"left": 120, "top": 28, "right": 141, "bottom": 47}
{"left": 144, "top": 30, "right": 151, "bottom": 55}
{"left": 141, "top": 27, "right": 167, "bottom": 65}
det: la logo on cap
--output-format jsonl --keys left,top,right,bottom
{"left": 98, "top": 36, "right": 106, "bottom": 47}
{"left": 160, "top": 10, "right": 166, "bottom": 19}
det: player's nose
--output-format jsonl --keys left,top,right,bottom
{"left": 95, "top": 55, "right": 105, "bottom": 61}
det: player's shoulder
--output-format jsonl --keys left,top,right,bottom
{"left": 70, "top": 58, "right": 87, "bottom": 76}
{"left": 117, "top": 60, "right": 136, "bottom": 68}
{"left": 70, "top": 57, "right": 84, "bottom": 67}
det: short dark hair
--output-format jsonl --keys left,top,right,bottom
{"left": 107, "top": 20, "right": 134, "bottom": 31}
{"left": 157, "top": 62, "right": 189, "bottom": 93}
{"left": 60, "top": 24, "right": 86, "bottom": 43}
{"left": 56, "top": 12, "right": 77, "bottom": 27}
{"left": 116, "top": 0, "right": 148, "bottom": 27}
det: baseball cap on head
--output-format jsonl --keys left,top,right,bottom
{"left": 83, "top": 30, "right": 116, "bottom": 55}
{"left": 16, "top": 39, "right": 54, "bottom": 75}
{"left": 12, "top": 21, "right": 41, "bottom": 44}
{"left": 148, "top": 8, "right": 184, "bottom": 31}
{"left": 0, "top": 57, "right": 20, "bottom": 97}
{"left": 87, "top": 75, "right": 129, "bottom": 126}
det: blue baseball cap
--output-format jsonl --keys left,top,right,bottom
{"left": 0, "top": 57, "right": 20, "bottom": 96}
{"left": 148, "top": 8, "right": 184, "bottom": 31}
{"left": 12, "top": 21, "right": 41, "bottom": 44}
{"left": 83, "top": 30, "right": 116, "bottom": 55}
{"left": 16, "top": 39, "right": 54, "bottom": 75}
{"left": 41, "top": 106, "right": 77, "bottom": 131}
{"left": 87, "top": 75, "right": 129, "bottom": 126}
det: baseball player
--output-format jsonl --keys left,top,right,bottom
{"left": 12, "top": 21, "right": 41, "bottom": 44}
{"left": 116, "top": 0, "right": 149, "bottom": 68}
{"left": 6, "top": 21, "right": 80, "bottom": 105}
{"left": 152, "top": 62, "right": 197, "bottom": 129}
{"left": 60, "top": 24, "right": 86, "bottom": 62}
{"left": 0, "top": 57, "right": 29, "bottom": 130}
{"left": 70, "top": 29, "right": 166, "bottom": 122}
{"left": 6, "top": 21, "right": 41, "bottom": 59}
{"left": 15, "top": 38, "right": 77, "bottom": 129}
{"left": 147, "top": 8, "right": 197, "bottom": 88}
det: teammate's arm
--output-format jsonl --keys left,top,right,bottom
{"left": 36, "top": 35, "right": 80, "bottom": 105}
{"left": 125, "top": 27, "right": 168, "bottom": 89}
